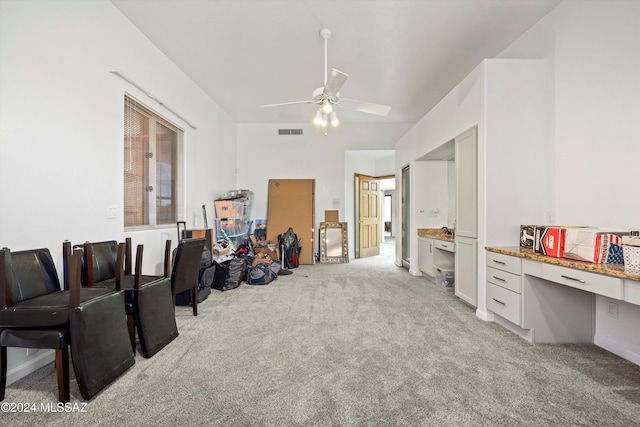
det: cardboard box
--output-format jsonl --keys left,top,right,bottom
{"left": 266, "top": 179, "right": 315, "bottom": 265}
{"left": 325, "top": 210, "right": 339, "bottom": 222}
{"left": 563, "top": 228, "right": 629, "bottom": 263}
{"left": 253, "top": 245, "right": 279, "bottom": 264}
{"left": 214, "top": 200, "right": 245, "bottom": 219}
{"left": 520, "top": 225, "right": 543, "bottom": 248}
{"left": 534, "top": 226, "right": 566, "bottom": 258}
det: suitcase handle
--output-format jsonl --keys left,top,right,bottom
{"left": 176, "top": 221, "right": 187, "bottom": 239}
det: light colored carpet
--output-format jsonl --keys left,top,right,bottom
{"left": 3, "top": 239, "right": 640, "bottom": 426}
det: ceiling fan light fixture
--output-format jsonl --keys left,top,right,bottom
{"left": 260, "top": 27, "right": 391, "bottom": 127}
{"left": 321, "top": 113, "right": 328, "bottom": 127}
{"left": 322, "top": 99, "right": 333, "bottom": 114}
{"left": 330, "top": 111, "right": 339, "bottom": 127}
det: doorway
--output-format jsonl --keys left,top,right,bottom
{"left": 354, "top": 173, "right": 395, "bottom": 259}
{"left": 401, "top": 165, "right": 410, "bottom": 268}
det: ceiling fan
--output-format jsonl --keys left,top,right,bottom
{"left": 260, "top": 28, "right": 391, "bottom": 129}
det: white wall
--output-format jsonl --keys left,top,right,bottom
{"left": 552, "top": 1, "right": 640, "bottom": 228}
{"left": 0, "top": 0, "right": 236, "bottom": 383}
{"left": 498, "top": 0, "right": 640, "bottom": 228}
{"left": 236, "top": 123, "right": 408, "bottom": 260}
{"left": 413, "top": 162, "right": 449, "bottom": 230}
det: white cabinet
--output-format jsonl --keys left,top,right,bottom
{"left": 454, "top": 126, "right": 478, "bottom": 307}
{"left": 486, "top": 252, "right": 522, "bottom": 326}
{"left": 418, "top": 237, "right": 434, "bottom": 277}
{"left": 455, "top": 236, "right": 477, "bottom": 306}
{"left": 455, "top": 127, "right": 477, "bottom": 239}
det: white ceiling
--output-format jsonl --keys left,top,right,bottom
{"left": 110, "top": 0, "right": 561, "bottom": 126}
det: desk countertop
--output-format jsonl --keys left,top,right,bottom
{"left": 485, "top": 246, "right": 640, "bottom": 281}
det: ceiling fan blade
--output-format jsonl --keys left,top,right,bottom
{"left": 340, "top": 98, "right": 391, "bottom": 116}
{"left": 260, "top": 100, "right": 315, "bottom": 108}
{"left": 323, "top": 69, "right": 349, "bottom": 97}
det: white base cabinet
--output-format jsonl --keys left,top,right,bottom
{"left": 455, "top": 236, "right": 477, "bottom": 306}
{"left": 486, "top": 252, "right": 522, "bottom": 326}
{"left": 418, "top": 237, "right": 434, "bottom": 277}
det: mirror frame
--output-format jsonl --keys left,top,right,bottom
{"left": 319, "top": 222, "right": 349, "bottom": 263}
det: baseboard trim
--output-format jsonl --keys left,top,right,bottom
{"left": 493, "top": 314, "right": 534, "bottom": 342}
{"left": 476, "top": 308, "right": 494, "bottom": 322}
{"left": 409, "top": 267, "right": 422, "bottom": 276}
{"left": 7, "top": 350, "right": 55, "bottom": 386}
{"left": 594, "top": 334, "right": 640, "bottom": 366}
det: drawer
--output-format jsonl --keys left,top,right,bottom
{"left": 435, "top": 240, "right": 455, "bottom": 252}
{"left": 487, "top": 282, "right": 522, "bottom": 326}
{"left": 624, "top": 279, "right": 640, "bottom": 306}
{"left": 540, "top": 263, "right": 623, "bottom": 300}
{"left": 486, "top": 251, "right": 521, "bottom": 275}
{"left": 487, "top": 266, "right": 521, "bottom": 293}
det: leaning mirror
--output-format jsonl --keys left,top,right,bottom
{"left": 319, "top": 222, "right": 348, "bottom": 263}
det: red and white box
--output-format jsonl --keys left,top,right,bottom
{"left": 534, "top": 226, "right": 566, "bottom": 258}
{"left": 563, "top": 228, "right": 629, "bottom": 263}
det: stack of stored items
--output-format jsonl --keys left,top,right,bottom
{"left": 214, "top": 190, "right": 253, "bottom": 249}
{"left": 521, "top": 225, "right": 638, "bottom": 269}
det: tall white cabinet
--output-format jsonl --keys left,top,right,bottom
{"left": 454, "top": 128, "right": 477, "bottom": 239}
{"left": 455, "top": 127, "right": 478, "bottom": 306}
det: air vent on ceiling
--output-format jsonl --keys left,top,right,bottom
{"left": 278, "top": 129, "right": 303, "bottom": 136}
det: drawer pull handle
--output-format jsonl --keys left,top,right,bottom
{"left": 493, "top": 276, "right": 506, "bottom": 282}
{"left": 493, "top": 260, "right": 506, "bottom": 265}
{"left": 561, "top": 275, "right": 586, "bottom": 284}
{"left": 492, "top": 298, "right": 506, "bottom": 306}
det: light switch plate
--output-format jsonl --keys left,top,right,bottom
{"left": 107, "top": 206, "right": 118, "bottom": 219}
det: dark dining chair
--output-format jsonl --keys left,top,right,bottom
{"left": 169, "top": 238, "right": 207, "bottom": 316}
{"left": 68, "top": 239, "right": 178, "bottom": 358}
{"left": 0, "top": 245, "right": 134, "bottom": 401}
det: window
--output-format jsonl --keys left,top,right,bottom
{"left": 124, "top": 95, "right": 183, "bottom": 228}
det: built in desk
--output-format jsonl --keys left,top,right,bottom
{"left": 485, "top": 247, "right": 640, "bottom": 344}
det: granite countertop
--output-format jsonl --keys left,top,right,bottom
{"left": 417, "top": 228, "right": 455, "bottom": 243}
{"left": 486, "top": 246, "right": 640, "bottom": 281}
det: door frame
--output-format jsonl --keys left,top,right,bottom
{"left": 353, "top": 173, "right": 394, "bottom": 259}
{"left": 401, "top": 164, "right": 410, "bottom": 268}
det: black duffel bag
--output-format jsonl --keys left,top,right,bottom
{"left": 212, "top": 256, "right": 250, "bottom": 291}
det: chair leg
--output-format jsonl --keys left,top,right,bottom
{"left": 55, "top": 347, "right": 70, "bottom": 403}
{"left": 127, "top": 314, "right": 136, "bottom": 352}
{"left": 1, "top": 346, "right": 7, "bottom": 401}
{"left": 192, "top": 287, "right": 198, "bottom": 316}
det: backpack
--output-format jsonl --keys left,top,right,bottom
{"left": 278, "top": 227, "right": 301, "bottom": 269}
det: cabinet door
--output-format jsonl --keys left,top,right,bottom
{"left": 455, "top": 127, "right": 477, "bottom": 238}
{"left": 455, "top": 236, "right": 477, "bottom": 307}
{"left": 418, "top": 237, "right": 434, "bottom": 276}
